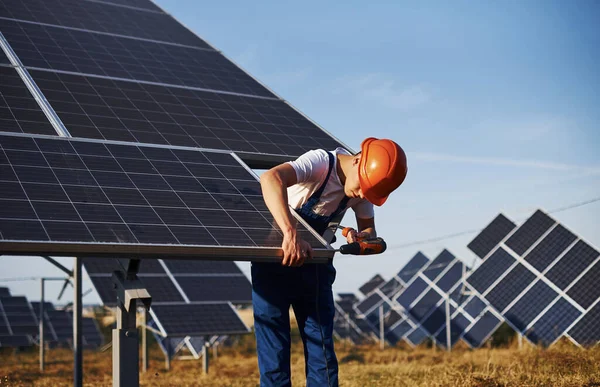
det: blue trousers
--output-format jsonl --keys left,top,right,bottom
{"left": 251, "top": 262, "right": 339, "bottom": 387}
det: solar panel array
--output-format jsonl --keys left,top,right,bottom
{"left": 0, "top": 295, "right": 37, "bottom": 347}
{"left": 84, "top": 257, "right": 251, "bottom": 340}
{"left": 466, "top": 209, "right": 600, "bottom": 347}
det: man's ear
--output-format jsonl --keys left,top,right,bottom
{"left": 353, "top": 154, "right": 361, "bottom": 166}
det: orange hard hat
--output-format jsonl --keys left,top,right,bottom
{"left": 358, "top": 137, "right": 408, "bottom": 206}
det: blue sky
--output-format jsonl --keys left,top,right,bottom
{"left": 1, "top": 0, "right": 599, "bottom": 304}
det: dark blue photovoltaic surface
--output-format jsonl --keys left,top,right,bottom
{"left": 545, "top": 240, "right": 599, "bottom": 290}
{"left": 505, "top": 210, "right": 555, "bottom": 255}
{"left": 421, "top": 304, "right": 446, "bottom": 334}
{"left": 410, "top": 289, "right": 442, "bottom": 321}
{"left": 435, "top": 261, "right": 463, "bottom": 292}
{"left": 424, "top": 250, "right": 455, "bottom": 280}
{"left": 504, "top": 280, "right": 558, "bottom": 331}
{"left": 435, "top": 312, "right": 470, "bottom": 348}
{"left": 462, "top": 311, "right": 501, "bottom": 348}
{"left": 396, "top": 277, "right": 428, "bottom": 308}
{"left": 467, "top": 214, "right": 516, "bottom": 260}
{"left": 466, "top": 247, "right": 516, "bottom": 294}
{"left": 406, "top": 326, "right": 429, "bottom": 346}
{"left": 397, "top": 252, "right": 429, "bottom": 284}
{"left": 355, "top": 293, "right": 382, "bottom": 315}
{"left": 386, "top": 320, "right": 412, "bottom": 345}
{"left": 566, "top": 260, "right": 600, "bottom": 310}
{"left": 568, "top": 302, "right": 600, "bottom": 347}
{"left": 523, "top": 224, "right": 576, "bottom": 272}
{"left": 463, "top": 296, "right": 487, "bottom": 318}
{"left": 485, "top": 264, "right": 536, "bottom": 313}
{"left": 525, "top": 298, "right": 580, "bottom": 346}
{"left": 378, "top": 278, "right": 402, "bottom": 298}
{"left": 359, "top": 275, "right": 385, "bottom": 296}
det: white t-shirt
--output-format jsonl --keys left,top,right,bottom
{"left": 286, "top": 147, "right": 374, "bottom": 219}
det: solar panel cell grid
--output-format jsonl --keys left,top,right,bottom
{"left": 397, "top": 252, "right": 429, "bottom": 284}
{"left": 463, "top": 296, "right": 487, "bottom": 318}
{"left": 424, "top": 250, "right": 455, "bottom": 280}
{"left": 505, "top": 210, "right": 555, "bottom": 255}
{"left": 0, "top": 66, "right": 57, "bottom": 136}
{"left": 0, "top": 0, "right": 209, "bottom": 48}
{"left": 410, "top": 289, "right": 442, "bottom": 321}
{"left": 484, "top": 264, "right": 536, "bottom": 313}
{"left": 504, "top": 280, "right": 558, "bottom": 331}
{"left": 150, "top": 303, "right": 248, "bottom": 336}
{"left": 164, "top": 260, "right": 241, "bottom": 274}
{"left": 467, "top": 214, "right": 516, "bottom": 259}
{"left": 525, "top": 298, "right": 580, "bottom": 346}
{"left": 545, "top": 240, "right": 599, "bottom": 290}
{"left": 568, "top": 302, "right": 600, "bottom": 347}
{"left": 434, "top": 261, "right": 463, "bottom": 292}
{"left": 466, "top": 247, "right": 516, "bottom": 294}
{"left": 355, "top": 293, "right": 382, "bottom": 315}
{"left": 29, "top": 70, "right": 341, "bottom": 157}
{"left": 174, "top": 276, "right": 252, "bottom": 303}
{"left": 523, "top": 224, "right": 577, "bottom": 272}
{"left": 0, "top": 134, "right": 328, "bottom": 258}
{"left": 396, "top": 277, "right": 428, "bottom": 308}
{"left": 462, "top": 311, "right": 501, "bottom": 348}
{"left": 358, "top": 275, "right": 385, "bottom": 296}
{"left": 566, "top": 260, "right": 600, "bottom": 310}
{"left": 0, "top": 19, "right": 273, "bottom": 97}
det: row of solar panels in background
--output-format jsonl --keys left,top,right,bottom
{"left": 0, "top": 291, "right": 103, "bottom": 348}
{"left": 466, "top": 210, "right": 600, "bottom": 348}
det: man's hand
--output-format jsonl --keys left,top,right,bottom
{"left": 345, "top": 228, "right": 371, "bottom": 243}
{"left": 281, "top": 233, "right": 313, "bottom": 267}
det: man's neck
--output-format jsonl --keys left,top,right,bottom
{"left": 336, "top": 154, "right": 351, "bottom": 185}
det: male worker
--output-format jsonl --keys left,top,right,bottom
{"left": 254, "top": 137, "right": 407, "bottom": 386}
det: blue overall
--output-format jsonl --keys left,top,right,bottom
{"left": 252, "top": 151, "right": 350, "bottom": 387}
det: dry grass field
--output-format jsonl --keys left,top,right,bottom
{"left": 1, "top": 337, "right": 599, "bottom": 387}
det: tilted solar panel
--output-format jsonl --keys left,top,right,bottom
{"left": 466, "top": 209, "right": 600, "bottom": 347}
{"left": 84, "top": 0, "right": 164, "bottom": 13}
{"left": 0, "top": 134, "right": 333, "bottom": 261}
{"left": 467, "top": 213, "right": 516, "bottom": 260}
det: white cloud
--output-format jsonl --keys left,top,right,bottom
{"left": 411, "top": 151, "right": 600, "bottom": 174}
{"left": 333, "top": 73, "right": 431, "bottom": 110}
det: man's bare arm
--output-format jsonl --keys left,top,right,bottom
{"left": 260, "top": 164, "right": 313, "bottom": 266}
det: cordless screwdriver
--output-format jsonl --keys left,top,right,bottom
{"left": 334, "top": 226, "right": 387, "bottom": 255}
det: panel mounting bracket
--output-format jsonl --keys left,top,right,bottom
{"left": 111, "top": 259, "right": 152, "bottom": 387}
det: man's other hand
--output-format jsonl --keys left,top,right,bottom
{"left": 281, "top": 234, "right": 313, "bottom": 267}
{"left": 345, "top": 228, "right": 370, "bottom": 243}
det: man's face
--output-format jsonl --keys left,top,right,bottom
{"left": 344, "top": 155, "right": 365, "bottom": 200}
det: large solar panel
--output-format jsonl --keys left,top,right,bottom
{"left": 0, "top": 287, "right": 10, "bottom": 297}
{"left": 466, "top": 209, "right": 600, "bottom": 347}
{"left": 0, "top": 134, "right": 332, "bottom": 261}
{"left": 358, "top": 274, "right": 385, "bottom": 296}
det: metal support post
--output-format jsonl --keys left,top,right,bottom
{"left": 111, "top": 260, "right": 152, "bottom": 387}
{"left": 518, "top": 332, "right": 523, "bottom": 349}
{"left": 74, "top": 257, "right": 83, "bottom": 387}
{"left": 202, "top": 337, "right": 209, "bottom": 374}
{"left": 39, "top": 278, "right": 45, "bottom": 372}
{"left": 142, "top": 309, "right": 148, "bottom": 373}
{"left": 379, "top": 304, "right": 384, "bottom": 350}
{"left": 445, "top": 297, "right": 451, "bottom": 352}
{"left": 212, "top": 342, "right": 218, "bottom": 359}
{"left": 165, "top": 339, "right": 171, "bottom": 371}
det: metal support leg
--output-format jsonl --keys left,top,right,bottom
{"left": 165, "top": 339, "right": 171, "bottom": 371}
{"left": 379, "top": 304, "right": 384, "bottom": 351}
{"left": 142, "top": 309, "right": 148, "bottom": 373}
{"left": 202, "top": 337, "right": 209, "bottom": 374}
{"left": 445, "top": 298, "right": 451, "bottom": 352}
{"left": 518, "top": 332, "right": 523, "bottom": 349}
{"left": 74, "top": 258, "right": 83, "bottom": 387}
{"left": 40, "top": 278, "right": 45, "bottom": 372}
{"left": 111, "top": 262, "right": 152, "bottom": 387}
{"left": 212, "top": 342, "right": 218, "bottom": 359}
